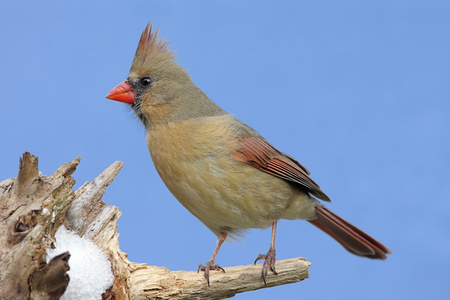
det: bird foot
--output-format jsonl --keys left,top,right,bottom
{"left": 254, "top": 248, "right": 278, "bottom": 285}
{"left": 198, "top": 261, "right": 225, "bottom": 286}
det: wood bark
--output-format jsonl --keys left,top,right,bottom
{"left": 0, "top": 152, "right": 310, "bottom": 299}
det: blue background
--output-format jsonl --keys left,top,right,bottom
{"left": 1, "top": 1, "right": 449, "bottom": 299}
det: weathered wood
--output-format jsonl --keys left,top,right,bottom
{"left": 127, "top": 257, "right": 310, "bottom": 299}
{"left": 0, "top": 152, "right": 310, "bottom": 299}
{"left": 29, "top": 252, "right": 71, "bottom": 300}
{"left": 0, "top": 152, "right": 78, "bottom": 299}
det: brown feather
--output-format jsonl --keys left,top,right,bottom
{"left": 308, "top": 206, "right": 391, "bottom": 259}
{"left": 231, "top": 136, "right": 331, "bottom": 202}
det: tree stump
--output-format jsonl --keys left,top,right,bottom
{"left": 0, "top": 152, "right": 310, "bottom": 299}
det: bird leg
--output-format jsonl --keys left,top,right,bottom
{"left": 254, "top": 221, "right": 278, "bottom": 285}
{"left": 198, "top": 232, "right": 226, "bottom": 286}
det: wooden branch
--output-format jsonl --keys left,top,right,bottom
{"left": 0, "top": 152, "right": 311, "bottom": 299}
{"left": 128, "top": 258, "right": 310, "bottom": 299}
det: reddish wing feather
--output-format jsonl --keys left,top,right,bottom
{"left": 232, "top": 137, "right": 330, "bottom": 202}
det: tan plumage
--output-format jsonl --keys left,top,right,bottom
{"left": 106, "top": 22, "right": 391, "bottom": 285}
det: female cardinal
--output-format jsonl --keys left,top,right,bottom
{"left": 106, "top": 22, "right": 390, "bottom": 285}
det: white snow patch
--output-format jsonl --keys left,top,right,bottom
{"left": 47, "top": 226, "right": 114, "bottom": 300}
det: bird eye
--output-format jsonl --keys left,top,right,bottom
{"left": 140, "top": 77, "right": 152, "bottom": 87}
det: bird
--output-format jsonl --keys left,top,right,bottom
{"left": 106, "top": 22, "right": 391, "bottom": 286}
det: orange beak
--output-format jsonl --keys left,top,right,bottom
{"left": 106, "top": 81, "right": 136, "bottom": 103}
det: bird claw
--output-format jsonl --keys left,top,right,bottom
{"left": 198, "top": 262, "right": 225, "bottom": 286}
{"left": 254, "top": 249, "right": 277, "bottom": 285}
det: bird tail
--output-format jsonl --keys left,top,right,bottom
{"left": 308, "top": 205, "right": 391, "bottom": 259}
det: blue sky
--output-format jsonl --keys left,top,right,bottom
{"left": 1, "top": 1, "right": 449, "bottom": 299}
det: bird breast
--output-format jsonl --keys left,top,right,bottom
{"left": 146, "top": 114, "right": 315, "bottom": 236}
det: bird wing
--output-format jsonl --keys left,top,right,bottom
{"left": 231, "top": 136, "right": 331, "bottom": 202}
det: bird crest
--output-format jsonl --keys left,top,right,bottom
{"left": 131, "top": 22, "right": 174, "bottom": 70}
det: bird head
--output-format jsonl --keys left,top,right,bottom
{"left": 106, "top": 22, "right": 224, "bottom": 127}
